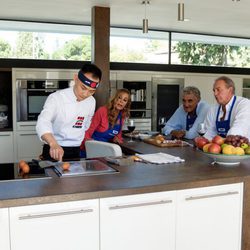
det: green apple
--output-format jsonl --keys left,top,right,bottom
{"left": 241, "top": 143, "right": 249, "bottom": 149}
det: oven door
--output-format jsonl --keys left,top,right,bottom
{"left": 27, "top": 89, "right": 55, "bottom": 120}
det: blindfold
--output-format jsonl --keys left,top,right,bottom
{"left": 78, "top": 71, "right": 100, "bottom": 89}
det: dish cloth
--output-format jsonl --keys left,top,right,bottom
{"left": 136, "top": 152, "right": 185, "bottom": 164}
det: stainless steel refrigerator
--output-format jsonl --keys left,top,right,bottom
{"left": 152, "top": 77, "right": 184, "bottom": 131}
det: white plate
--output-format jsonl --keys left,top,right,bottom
{"left": 203, "top": 152, "right": 250, "bottom": 166}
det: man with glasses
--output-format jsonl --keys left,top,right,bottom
{"left": 36, "top": 63, "right": 102, "bottom": 161}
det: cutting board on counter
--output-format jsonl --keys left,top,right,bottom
{"left": 143, "top": 138, "right": 189, "bottom": 147}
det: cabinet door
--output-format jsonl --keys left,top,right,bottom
{"left": 176, "top": 183, "right": 243, "bottom": 250}
{"left": 100, "top": 191, "right": 176, "bottom": 250}
{"left": 16, "top": 131, "right": 43, "bottom": 160}
{"left": 10, "top": 199, "right": 99, "bottom": 250}
{"left": 0, "top": 132, "right": 14, "bottom": 163}
{"left": 0, "top": 208, "right": 10, "bottom": 250}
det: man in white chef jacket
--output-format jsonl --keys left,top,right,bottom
{"left": 36, "top": 63, "right": 102, "bottom": 161}
{"left": 203, "top": 76, "right": 250, "bottom": 140}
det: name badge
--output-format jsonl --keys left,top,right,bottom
{"left": 218, "top": 128, "right": 226, "bottom": 132}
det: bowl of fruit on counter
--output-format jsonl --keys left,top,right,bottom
{"left": 195, "top": 135, "right": 250, "bottom": 166}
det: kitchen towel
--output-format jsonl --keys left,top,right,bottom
{"left": 136, "top": 152, "right": 185, "bottom": 164}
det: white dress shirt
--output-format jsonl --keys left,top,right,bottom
{"left": 36, "top": 87, "right": 95, "bottom": 147}
{"left": 204, "top": 96, "right": 250, "bottom": 140}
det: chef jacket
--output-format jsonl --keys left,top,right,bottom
{"left": 204, "top": 95, "right": 250, "bottom": 141}
{"left": 36, "top": 87, "right": 95, "bottom": 147}
{"left": 162, "top": 101, "right": 210, "bottom": 139}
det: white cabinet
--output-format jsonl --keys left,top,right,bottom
{"left": 9, "top": 199, "right": 99, "bottom": 250}
{"left": 176, "top": 183, "right": 243, "bottom": 250}
{"left": 0, "top": 208, "right": 10, "bottom": 250}
{"left": 100, "top": 191, "right": 176, "bottom": 250}
{"left": 0, "top": 131, "right": 14, "bottom": 163}
{"left": 16, "top": 131, "right": 43, "bottom": 161}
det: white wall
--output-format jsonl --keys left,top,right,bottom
{"left": 112, "top": 70, "right": 246, "bottom": 105}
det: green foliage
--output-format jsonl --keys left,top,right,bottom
{"left": 52, "top": 36, "right": 91, "bottom": 60}
{"left": 0, "top": 39, "right": 11, "bottom": 58}
{"left": 14, "top": 32, "right": 48, "bottom": 59}
{"left": 174, "top": 42, "right": 250, "bottom": 67}
{"left": 110, "top": 45, "right": 145, "bottom": 62}
{"left": 15, "top": 32, "right": 33, "bottom": 58}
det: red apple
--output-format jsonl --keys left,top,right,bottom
{"left": 212, "top": 135, "right": 225, "bottom": 146}
{"left": 203, "top": 143, "right": 212, "bottom": 153}
{"left": 194, "top": 137, "right": 209, "bottom": 150}
{"left": 208, "top": 143, "right": 222, "bottom": 154}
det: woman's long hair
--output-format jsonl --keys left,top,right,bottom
{"left": 106, "top": 88, "right": 131, "bottom": 127}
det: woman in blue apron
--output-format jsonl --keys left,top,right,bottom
{"left": 216, "top": 96, "right": 236, "bottom": 137}
{"left": 80, "top": 89, "right": 131, "bottom": 157}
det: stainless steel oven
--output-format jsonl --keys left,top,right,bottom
{"left": 16, "top": 79, "right": 71, "bottom": 121}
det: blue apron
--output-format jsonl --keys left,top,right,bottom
{"left": 186, "top": 109, "right": 197, "bottom": 131}
{"left": 80, "top": 113, "right": 122, "bottom": 158}
{"left": 92, "top": 112, "right": 122, "bottom": 142}
{"left": 216, "top": 96, "right": 236, "bottom": 138}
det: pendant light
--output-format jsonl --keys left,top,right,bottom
{"left": 142, "top": 0, "right": 150, "bottom": 33}
{"left": 178, "top": 3, "right": 185, "bottom": 21}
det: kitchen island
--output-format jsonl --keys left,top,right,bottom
{"left": 1, "top": 139, "right": 250, "bottom": 250}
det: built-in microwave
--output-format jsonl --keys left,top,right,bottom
{"left": 16, "top": 80, "right": 71, "bottom": 121}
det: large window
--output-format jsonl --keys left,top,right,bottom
{"left": 110, "top": 28, "right": 169, "bottom": 64}
{"left": 172, "top": 32, "right": 250, "bottom": 67}
{"left": 2, "top": 20, "right": 250, "bottom": 68}
{"left": 0, "top": 20, "right": 91, "bottom": 60}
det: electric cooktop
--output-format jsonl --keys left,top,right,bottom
{"left": 0, "top": 161, "right": 48, "bottom": 181}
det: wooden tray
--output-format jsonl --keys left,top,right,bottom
{"left": 143, "top": 138, "right": 189, "bottom": 147}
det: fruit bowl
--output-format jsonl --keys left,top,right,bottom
{"left": 203, "top": 152, "right": 250, "bottom": 166}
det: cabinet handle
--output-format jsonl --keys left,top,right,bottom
{"left": 0, "top": 134, "right": 11, "bottom": 137}
{"left": 109, "top": 199, "right": 172, "bottom": 210}
{"left": 19, "top": 133, "right": 36, "bottom": 136}
{"left": 185, "top": 191, "right": 239, "bottom": 201}
{"left": 19, "top": 124, "right": 35, "bottom": 127}
{"left": 18, "top": 208, "right": 94, "bottom": 220}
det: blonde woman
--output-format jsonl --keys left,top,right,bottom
{"left": 80, "top": 89, "right": 131, "bottom": 157}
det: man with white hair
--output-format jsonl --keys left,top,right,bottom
{"left": 204, "top": 76, "right": 250, "bottom": 140}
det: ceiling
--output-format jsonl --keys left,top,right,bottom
{"left": 0, "top": 0, "right": 250, "bottom": 38}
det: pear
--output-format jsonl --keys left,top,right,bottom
{"left": 245, "top": 147, "right": 250, "bottom": 155}
{"left": 222, "top": 145, "right": 236, "bottom": 155}
{"left": 235, "top": 147, "right": 245, "bottom": 156}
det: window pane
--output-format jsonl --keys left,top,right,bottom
{"left": 110, "top": 28, "right": 169, "bottom": 64}
{"left": 171, "top": 32, "right": 250, "bottom": 67}
{"left": 0, "top": 21, "right": 91, "bottom": 61}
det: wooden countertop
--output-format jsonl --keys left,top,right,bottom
{"left": 1, "top": 138, "right": 250, "bottom": 208}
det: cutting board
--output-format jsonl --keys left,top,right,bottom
{"left": 143, "top": 138, "right": 189, "bottom": 147}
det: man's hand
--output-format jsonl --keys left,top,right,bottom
{"left": 170, "top": 130, "right": 186, "bottom": 139}
{"left": 41, "top": 133, "right": 64, "bottom": 161}
{"left": 49, "top": 142, "right": 64, "bottom": 161}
